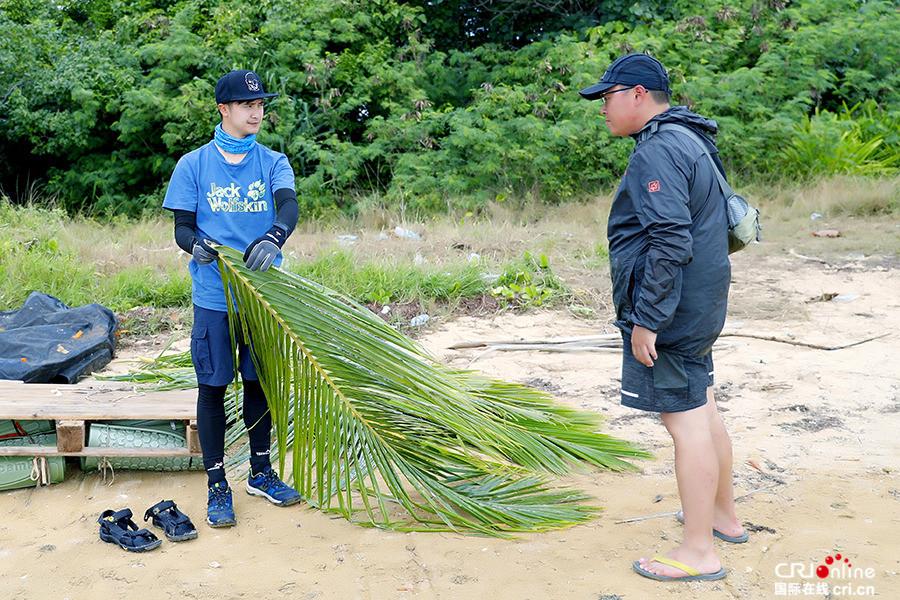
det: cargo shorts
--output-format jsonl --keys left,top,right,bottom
{"left": 190, "top": 305, "right": 259, "bottom": 387}
{"left": 619, "top": 333, "right": 714, "bottom": 413}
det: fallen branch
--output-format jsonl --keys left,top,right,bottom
{"left": 614, "top": 510, "right": 678, "bottom": 525}
{"left": 452, "top": 331, "right": 888, "bottom": 354}
{"left": 463, "top": 344, "right": 622, "bottom": 368}
{"left": 719, "top": 332, "right": 889, "bottom": 351}
{"left": 449, "top": 334, "right": 621, "bottom": 350}
{"left": 789, "top": 248, "right": 830, "bottom": 265}
{"left": 478, "top": 344, "right": 623, "bottom": 353}
{"left": 735, "top": 482, "right": 783, "bottom": 503}
{"left": 615, "top": 482, "right": 783, "bottom": 524}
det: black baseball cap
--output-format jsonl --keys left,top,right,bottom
{"left": 579, "top": 53, "right": 670, "bottom": 100}
{"left": 215, "top": 70, "right": 278, "bottom": 104}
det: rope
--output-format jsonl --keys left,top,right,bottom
{"left": 95, "top": 423, "right": 116, "bottom": 486}
{"left": 98, "top": 456, "right": 116, "bottom": 486}
{"left": 29, "top": 457, "right": 49, "bottom": 487}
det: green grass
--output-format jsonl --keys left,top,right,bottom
{"left": 289, "top": 248, "right": 567, "bottom": 311}
{"left": 0, "top": 197, "right": 567, "bottom": 318}
{"left": 0, "top": 198, "right": 191, "bottom": 312}
{"left": 0, "top": 236, "right": 96, "bottom": 308}
{"left": 2, "top": 173, "right": 896, "bottom": 321}
{"left": 290, "top": 249, "right": 490, "bottom": 305}
{"left": 743, "top": 175, "right": 900, "bottom": 258}
{"left": 103, "top": 267, "right": 192, "bottom": 308}
{"left": 0, "top": 246, "right": 192, "bottom": 312}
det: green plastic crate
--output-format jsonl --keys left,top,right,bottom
{"left": 0, "top": 433, "right": 65, "bottom": 491}
{"left": 81, "top": 420, "right": 202, "bottom": 472}
{"left": 0, "top": 420, "right": 55, "bottom": 438}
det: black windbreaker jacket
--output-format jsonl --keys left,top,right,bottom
{"left": 607, "top": 106, "right": 731, "bottom": 357}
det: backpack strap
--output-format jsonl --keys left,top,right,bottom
{"left": 652, "top": 123, "right": 735, "bottom": 199}
{"left": 637, "top": 121, "right": 660, "bottom": 143}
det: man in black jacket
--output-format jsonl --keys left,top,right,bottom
{"left": 581, "top": 54, "right": 746, "bottom": 582}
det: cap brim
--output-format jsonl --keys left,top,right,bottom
{"left": 579, "top": 81, "right": 615, "bottom": 100}
{"left": 217, "top": 92, "right": 279, "bottom": 103}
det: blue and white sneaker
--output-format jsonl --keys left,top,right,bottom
{"left": 246, "top": 468, "right": 302, "bottom": 506}
{"left": 207, "top": 481, "right": 236, "bottom": 528}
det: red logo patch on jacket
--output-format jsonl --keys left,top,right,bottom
{"left": 647, "top": 180, "right": 661, "bottom": 193}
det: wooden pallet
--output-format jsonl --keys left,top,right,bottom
{"left": 0, "top": 380, "right": 200, "bottom": 457}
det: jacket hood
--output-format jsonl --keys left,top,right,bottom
{"left": 635, "top": 105, "right": 719, "bottom": 139}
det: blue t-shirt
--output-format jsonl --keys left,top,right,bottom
{"left": 163, "top": 141, "right": 295, "bottom": 311}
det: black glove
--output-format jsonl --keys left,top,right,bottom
{"left": 243, "top": 224, "right": 288, "bottom": 271}
{"left": 192, "top": 238, "right": 219, "bottom": 265}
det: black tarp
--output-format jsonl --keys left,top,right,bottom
{"left": 0, "top": 292, "right": 117, "bottom": 383}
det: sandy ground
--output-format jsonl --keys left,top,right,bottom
{"left": 1, "top": 254, "right": 899, "bottom": 600}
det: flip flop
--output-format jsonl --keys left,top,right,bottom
{"left": 632, "top": 555, "right": 727, "bottom": 582}
{"left": 144, "top": 500, "right": 198, "bottom": 542}
{"left": 98, "top": 508, "right": 162, "bottom": 552}
{"left": 676, "top": 510, "right": 749, "bottom": 544}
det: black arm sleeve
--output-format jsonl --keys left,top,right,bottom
{"left": 273, "top": 188, "right": 299, "bottom": 237}
{"left": 171, "top": 209, "right": 197, "bottom": 255}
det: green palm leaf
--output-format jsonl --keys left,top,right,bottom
{"left": 454, "top": 371, "right": 650, "bottom": 472}
{"left": 213, "top": 246, "right": 648, "bottom": 534}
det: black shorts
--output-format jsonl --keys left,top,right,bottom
{"left": 619, "top": 333, "right": 714, "bottom": 413}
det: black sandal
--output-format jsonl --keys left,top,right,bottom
{"left": 144, "top": 500, "right": 198, "bottom": 542}
{"left": 98, "top": 508, "right": 162, "bottom": 552}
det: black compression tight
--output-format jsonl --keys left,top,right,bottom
{"left": 197, "top": 380, "right": 273, "bottom": 487}
{"left": 242, "top": 379, "right": 274, "bottom": 475}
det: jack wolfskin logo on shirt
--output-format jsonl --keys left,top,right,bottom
{"left": 648, "top": 180, "right": 661, "bottom": 193}
{"left": 206, "top": 181, "right": 269, "bottom": 213}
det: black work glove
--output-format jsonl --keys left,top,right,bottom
{"left": 243, "top": 224, "right": 288, "bottom": 271}
{"left": 192, "top": 238, "right": 219, "bottom": 265}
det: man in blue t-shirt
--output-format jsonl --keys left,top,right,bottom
{"left": 163, "top": 69, "right": 302, "bottom": 528}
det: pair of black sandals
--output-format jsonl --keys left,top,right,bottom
{"left": 98, "top": 500, "right": 197, "bottom": 552}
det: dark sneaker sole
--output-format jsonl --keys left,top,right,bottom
{"left": 246, "top": 484, "right": 302, "bottom": 506}
{"left": 206, "top": 518, "right": 236, "bottom": 528}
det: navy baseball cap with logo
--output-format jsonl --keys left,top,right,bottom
{"left": 215, "top": 70, "right": 279, "bottom": 104}
{"left": 579, "top": 53, "right": 670, "bottom": 100}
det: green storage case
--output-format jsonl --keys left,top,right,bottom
{"left": 0, "top": 433, "right": 66, "bottom": 491}
{"left": 81, "top": 420, "right": 202, "bottom": 472}
{"left": 0, "top": 420, "right": 56, "bottom": 438}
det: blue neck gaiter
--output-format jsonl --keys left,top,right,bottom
{"left": 214, "top": 123, "right": 257, "bottom": 154}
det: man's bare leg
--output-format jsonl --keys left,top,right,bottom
{"left": 703, "top": 386, "right": 745, "bottom": 537}
{"left": 638, "top": 404, "right": 722, "bottom": 577}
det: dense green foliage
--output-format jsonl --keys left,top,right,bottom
{"left": 1, "top": 0, "right": 897, "bottom": 218}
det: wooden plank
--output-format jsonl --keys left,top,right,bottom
{"left": 0, "top": 446, "right": 198, "bottom": 458}
{"left": 187, "top": 420, "right": 201, "bottom": 454}
{"left": 0, "top": 379, "right": 202, "bottom": 459}
{"left": 55, "top": 420, "right": 85, "bottom": 453}
{"left": 0, "top": 379, "right": 196, "bottom": 420}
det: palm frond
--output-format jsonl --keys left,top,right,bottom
{"left": 212, "top": 246, "right": 648, "bottom": 534}
{"left": 452, "top": 371, "right": 651, "bottom": 471}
